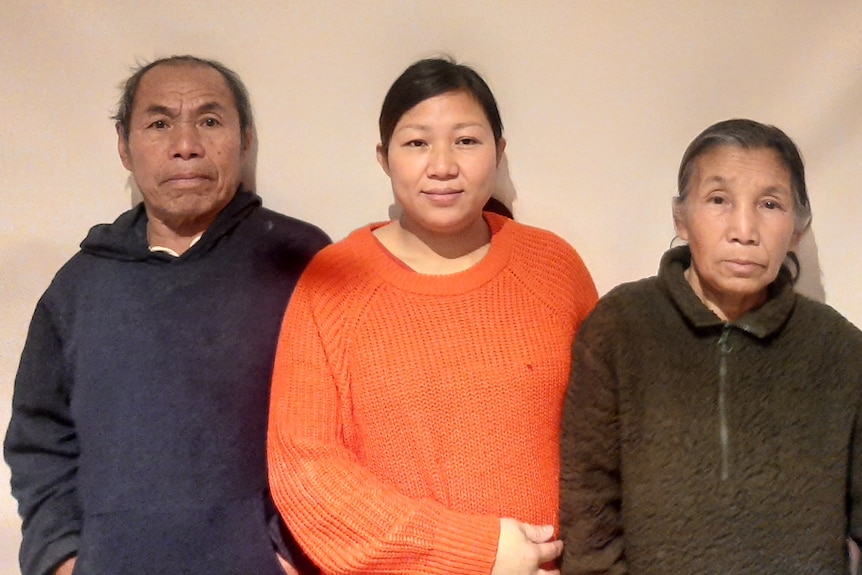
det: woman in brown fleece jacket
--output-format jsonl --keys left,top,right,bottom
{"left": 560, "top": 118, "right": 862, "bottom": 574}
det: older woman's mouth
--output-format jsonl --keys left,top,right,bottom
{"left": 724, "top": 259, "right": 764, "bottom": 275}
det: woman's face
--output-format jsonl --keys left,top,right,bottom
{"left": 377, "top": 90, "right": 504, "bottom": 238}
{"left": 675, "top": 145, "right": 801, "bottom": 319}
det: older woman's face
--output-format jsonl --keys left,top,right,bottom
{"left": 675, "top": 145, "right": 800, "bottom": 320}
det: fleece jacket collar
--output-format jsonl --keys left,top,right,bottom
{"left": 658, "top": 245, "right": 797, "bottom": 340}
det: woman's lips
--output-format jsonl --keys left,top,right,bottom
{"left": 724, "top": 259, "right": 764, "bottom": 275}
{"left": 422, "top": 189, "right": 463, "bottom": 206}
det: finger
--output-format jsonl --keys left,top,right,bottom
{"left": 535, "top": 539, "right": 564, "bottom": 563}
{"left": 522, "top": 522, "right": 556, "bottom": 543}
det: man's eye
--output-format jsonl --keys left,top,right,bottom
{"left": 149, "top": 120, "right": 167, "bottom": 129}
{"left": 203, "top": 118, "right": 219, "bottom": 127}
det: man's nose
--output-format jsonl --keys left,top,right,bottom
{"left": 170, "top": 121, "right": 204, "bottom": 159}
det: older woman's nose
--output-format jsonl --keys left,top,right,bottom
{"left": 727, "top": 204, "right": 760, "bottom": 244}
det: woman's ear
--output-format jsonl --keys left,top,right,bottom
{"left": 672, "top": 197, "right": 689, "bottom": 241}
{"left": 496, "top": 137, "right": 507, "bottom": 165}
{"left": 790, "top": 214, "right": 812, "bottom": 251}
{"left": 376, "top": 143, "right": 390, "bottom": 176}
{"left": 789, "top": 229, "right": 803, "bottom": 251}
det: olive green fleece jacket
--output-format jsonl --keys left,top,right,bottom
{"left": 560, "top": 245, "right": 862, "bottom": 575}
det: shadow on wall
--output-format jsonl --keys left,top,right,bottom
{"left": 794, "top": 229, "right": 825, "bottom": 303}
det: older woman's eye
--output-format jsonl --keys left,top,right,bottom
{"left": 708, "top": 195, "right": 725, "bottom": 205}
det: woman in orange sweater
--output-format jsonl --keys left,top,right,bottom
{"left": 268, "top": 57, "right": 598, "bottom": 575}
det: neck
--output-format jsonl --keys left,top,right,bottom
{"left": 146, "top": 215, "right": 215, "bottom": 256}
{"left": 684, "top": 267, "right": 767, "bottom": 322}
{"left": 374, "top": 217, "right": 492, "bottom": 275}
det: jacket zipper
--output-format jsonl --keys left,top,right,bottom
{"left": 718, "top": 326, "right": 732, "bottom": 481}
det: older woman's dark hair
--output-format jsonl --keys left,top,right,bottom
{"left": 675, "top": 118, "right": 812, "bottom": 233}
{"left": 378, "top": 56, "right": 503, "bottom": 154}
{"left": 113, "top": 55, "right": 253, "bottom": 146}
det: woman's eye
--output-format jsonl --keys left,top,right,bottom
{"left": 457, "top": 137, "right": 479, "bottom": 146}
{"left": 405, "top": 140, "right": 426, "bottom": 147}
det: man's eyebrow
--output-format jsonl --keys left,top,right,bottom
{"left": 141, "top": 102, "right": 227, "bottom": 117}
{"left": 142, "top": 104, "right": 175, "bottom": 117}
{"left": 196, "top": 102, "right": 226, "bottom": 115}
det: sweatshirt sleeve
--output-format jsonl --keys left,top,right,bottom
{"left": 559, "top": 315, "right": 627, "bottom": 575}
{"left": 267, "top": 274, "right": 500, "bottom": 575}
{"left": 4, "top": 297, "right": 81, "bottom": 575}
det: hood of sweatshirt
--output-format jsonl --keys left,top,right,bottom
{"left": 80, "top": 191, "right": 262, "bottom": 263}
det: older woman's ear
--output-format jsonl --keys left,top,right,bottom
{"left": 790, "top": 229, "right": 804, "bottom": 251}
{"left": 671, "top": 197, "right": 688, "bottom": 241}
{"left": 792, "top": 214, "right": 813, "bottom": 249}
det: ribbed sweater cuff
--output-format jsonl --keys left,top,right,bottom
{"left": 424, "top": 510, "right": 499, "bottom": 575}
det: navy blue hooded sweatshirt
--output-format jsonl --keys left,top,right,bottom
{"left": 4, "top": 192, "right": 330, "bottom": 575}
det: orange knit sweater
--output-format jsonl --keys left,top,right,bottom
{"left": 268, "top": 213, "right": 597, "bottom": 575}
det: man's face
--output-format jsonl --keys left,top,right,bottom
{"left": 118, "top": 63, "right": 248, "bottom": 235}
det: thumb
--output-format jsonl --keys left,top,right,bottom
{"left": 521, "top": 522, "right": 556, "bottom": 543}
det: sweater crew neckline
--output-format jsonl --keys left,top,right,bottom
{"left": 355, "top": 212, "right": 514, "bottom": 296}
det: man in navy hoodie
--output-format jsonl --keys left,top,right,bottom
{"left": 4, "top": 55, "right": 330, "bottom": 575}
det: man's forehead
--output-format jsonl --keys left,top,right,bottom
{"left": 133, "top": 63, "right": 235, "bottom": 112}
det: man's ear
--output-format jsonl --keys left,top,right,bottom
{"left": 117, "top": 123, "right": 133, "bottom": 172}
{"left": 376, "top": 143, "right": 390, "bottom": 176}
{"left": 241, "top": 126, "right": 255, "bottom": 155}
{"left": 496, "top": 137, "right": 507, "bottom": 165}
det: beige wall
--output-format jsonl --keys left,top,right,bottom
{"left": 1, "top": 1, "right": 860, "bottom": 570}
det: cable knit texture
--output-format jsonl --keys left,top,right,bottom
{"left": 560, "top": 245, "right": 862, "bottom": 575}
{"left": 268, "top": 213, "right": 598, "bottom": 575}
